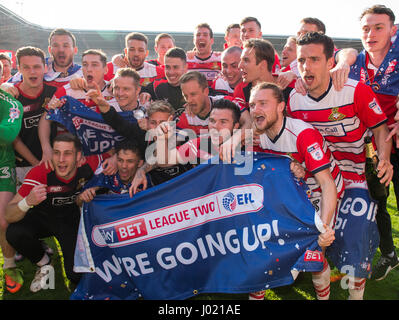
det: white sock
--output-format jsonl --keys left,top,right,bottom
{"left": 2, "top": 257, "right": 16, "bottom": 269}
{"left": 312, "top": 258, "right": 331, "bottom": 300}
{"left": 348, "top": 277, "right": 366, "bottom": 300}
{"left": 249, "top": 290, "right": 266, "bottom": 300}
{"left": 36, "top": 253, "right": 50, "bottom": 267}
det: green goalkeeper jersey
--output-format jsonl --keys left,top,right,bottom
{"left": 0, "top": 88, "right": 23, "bottom": 168}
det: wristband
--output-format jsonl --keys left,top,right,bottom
{"left": 17, "top": 197, "right": 33, "bottom": 212}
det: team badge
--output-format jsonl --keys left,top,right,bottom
{"left": 328, "top": 107, "right": 346, "bottom": 121}
{"left": 212, "top": 62, "right": 220, "bottom": 70}
{"left": 368, "top": 98, "right": 383, "bottom": 115}
{"left": 222, "top": 192, "right": 237, "bottom": 212}
{"left": 8, "top": 107, "right": 21, "bottom": 123}
{"left": 307, "top": 143, "right": 324, "bottom": 161}
{"left": 141, "top": 78, "right": 151, "bottom": 87}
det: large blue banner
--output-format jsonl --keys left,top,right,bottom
{"left": 72, "top": 153, "right": 325, "bottom": 300}
{"left": 47, "top": 96, "right": 136, "bottom": 155}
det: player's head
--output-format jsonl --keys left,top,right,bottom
{"left": 147, "top": 100, "right": 175, "bottom": 130}
{"left": 51, "top": 133, "right": 83, "bottom": 180}
{"left": 0, "top": 53, "right": 12, "bottom": 81}
{"left": 297, "top": 17, "right": 326, "bottom": 37}
{"left": 112, "top": 67, "right": 141, "bottom": 111}
{"left": 296, "top": 32, "right": 335, "bottom": 96}
{"left": 281, "top": 36, "right": 297, "bottom": 68}
{"left": 154, "top": 33, "right": 175, "bottom": 63}
{"left": 48, "top": 28, "right": 78, "bottom": 69}
{"left": 194, "top": 23, "right": 214, "bottom": 56}
{"left": 208, "top": 98, "right": 241, "bottom": 146}
{"left": 164, "top": 47, "right": 188, "bottom": 87}
{"left": 225, "top": 23, "right": 242, "bottom": 48}
{"left": 221, "top": 46, "right": 242, "bottom": 88}
{"left": 81, "top": 49, "right": 108, "bottom": 89}
{"left": 125, "top": 32, "right": 149, "bottom": 69}
{"left": 239, "top": 38, "right": 275, "bottom": 83}
{"left": 240, "top": 17, "right": 262, "bottom": 42}
{"left": 249, "top": 82, "right": 285, "bottom": 133}
{"left": 115, "top": 139, "right": 143, "bottom": 184}
{"left": 16, "top": 46, "right": 46, "bottom": 89}
{"left": 359, "top": 5, "right": 397, "bottom": 54}
{"left": 180, "top": 71, "right": 209, "bottom": 117}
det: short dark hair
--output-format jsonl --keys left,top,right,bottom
{"left": 243, "top": 38, "right": 275, "bottom": 72}
{"left": 179, "top": 71, "right": 208, "bottom": 89}
{"left": 240, "top": 17, "right": 261, "bottom": 29}
{"left": 52, "top": 133, "right": 82, "bottom": 152}
{"left": 48, "top": 28, "right": 77, "bottom": 47}
{"left": 300, "top": 17, "right": 326, "bottom": 34}
{"left": 251, "top": 82, "right": 284, "bottom": 104}
{"left": 360, "top": 4, "right": 395, "bottom": 24}
{"left": 125, "top": 32, "right": 148, "bottom": 48}
{"left": 212, "top": 98, "right": 241, "bottom": 124}
{"left": 165, "top": 47, "right": 187, "bottom": 63}
{"left": 297, "top": 32, "right": 335, "bottom": 60}
{"left": 195, "top": 23, "right": 213, "bottom": 38}
{"left": 82, "top": 49, "right": 107, "bottom": 67}
{"left": 114, "top": 67, "right": 141, "bottom": 88}
{"left": 16, "top": 46, "right": 46, "bottom": 66}
{"left": 115, "top": 139, "right": 143, "bottom": 160}
{"left": 225, "top": 23, "right": 240, "bottom": 35}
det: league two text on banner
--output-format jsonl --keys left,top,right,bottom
{"left": 73, "top": 154, "right": 325, "bottom": 300}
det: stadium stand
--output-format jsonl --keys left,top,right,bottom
{"left": 0, "top": 3, "right": 364, "bottom": 67}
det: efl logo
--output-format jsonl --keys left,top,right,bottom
{"left": 222, "top": 192, "right": 256, "bottom": 212}
{"left": 304, "top": 250, "right": 323, "bottom": 262}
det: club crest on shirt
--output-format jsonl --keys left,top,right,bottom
{"left": 328, "top": 107, "right": 346, "bottom": 121}
{"left": 368, "top": 98, "right": 383, "bottom": 115}
{"left": 307, "top": 142, "right": 323, "bottom": 161}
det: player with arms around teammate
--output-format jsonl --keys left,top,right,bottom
{"left": 288, "top": 32, "right": 393, "bottom": 299}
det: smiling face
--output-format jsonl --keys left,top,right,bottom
{"left": 18, "top": 55, "right": 45, "bottom": 89}
{"left": 112, "top": 76, "right": 140, "bottom": 110}
{"left": 164, "top": 56, "right": 187, "bottom": 86}
{"left": 221, "top": 50, "right": 242, "bottom": 88}
{"left": 360, "top": 13, "right": 397, "bottom": 56}
{"left": 155, "top": 37, "right": 174, "bottom": 63}
{"left": 225, "top": 27, "right": 242, "bottom": 48}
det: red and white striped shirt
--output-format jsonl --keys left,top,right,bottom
{"left": 253, "top": 117, "right": 344, "bottom": 200}
{"left": 287, "top": 78, "right": 387, "bottom": 181}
